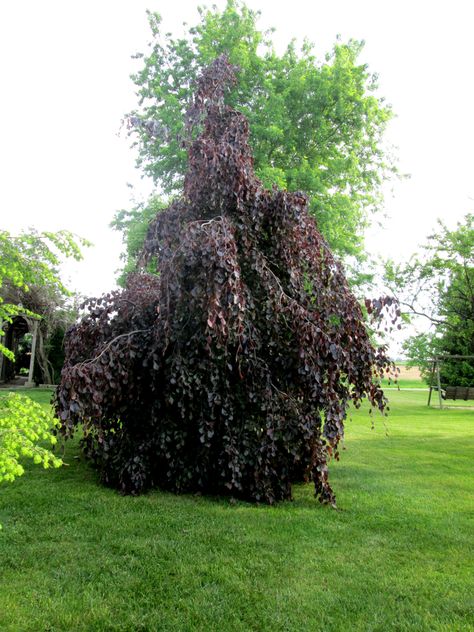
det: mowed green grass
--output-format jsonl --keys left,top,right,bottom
{"left": 0, "top": 389, "right": 473, "bottom": 631}
{"left": 381, "top": 364, "right": 425, "bottom": 390}
{"left": 381, "top": 377, "right": 425, "bottom": 389}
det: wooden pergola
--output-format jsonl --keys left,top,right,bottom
{"left": 0, "top": 315, "right": 40, "bottom": 387}
{"left": 427, "top": 355, "right": 474, "bottom": 408}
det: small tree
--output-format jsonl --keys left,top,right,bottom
{"left": 0, "top": 228, "right": 87, "bottom": 515}
{"left": 385, "top": 213, "right": 473, "bottom": 386}
{"left": 57, "top": 57, "right": 392, "bottom": 506}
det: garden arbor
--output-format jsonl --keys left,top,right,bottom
{"left": 0, "top": 315, "right": 39, "bottom": 387}
{"left": 1, "top": 227, "right": 87, "bottom": 388}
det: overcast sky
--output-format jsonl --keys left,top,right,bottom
{"left": 1, "top": 1, "right": 473, "bottom": 333}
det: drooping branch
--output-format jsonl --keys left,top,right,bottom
{"left": 77, "top": 329, "right": 152, "bottom": 368}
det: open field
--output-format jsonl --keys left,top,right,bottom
{"left": 381, "top": 365, "right": 474, "bottom": 409}
{"left": 0, "top": 389, "right": 473, "bottom": 631}
{"left": 396, "top": 364, "right": 422, "bottom": 380}
{"left": 380, "top": 363, "right": 425, "bottom": 390}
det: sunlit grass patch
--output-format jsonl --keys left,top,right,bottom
{"left": 0, "top": 389, "right": 472, "bottom": 631}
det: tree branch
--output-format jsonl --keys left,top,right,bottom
{"left": 77, "top": 329, "right": 151, "bottom": 368}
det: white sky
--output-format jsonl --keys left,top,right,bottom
{"left": 1, "top": 1, "right": 473, "bottom": 348}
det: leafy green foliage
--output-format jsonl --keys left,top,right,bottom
{"left": 402, "top": 333, "right": 433, "bottom": 382}
{"left": 0, "top": 392, "right": 61, "bottom": 485}
{"left": 127, "top": 0, "right": 395, "bottom": 260}
{"left": 0, "top": 229, "right": 84, "bottom": 294}
{"left": 0, "top": 392, "right": 62, "bottom": 527}
{"left": 386, "top": 213, "right": 474, "bottom": 386}
{"left": 57, "top": 57, "right": 393, "bottom": 506}
{"left": 45, "top": 319, "right": 75, "bottom": 384}
{"left": 111, "top": 197, "right": 166, "bottom": 287}
{"left": 0, "top": 229, "right": 88, "bottom": 345}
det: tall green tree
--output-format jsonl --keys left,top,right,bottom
{"left": 386, "top": 213, "right": 474, "bottom": 385}
{"left": 123, "top": 0, "right": 395, "bottom": 265}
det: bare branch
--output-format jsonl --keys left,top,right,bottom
{"left": 77, "top": 329, "right": 151, "bottom": 368}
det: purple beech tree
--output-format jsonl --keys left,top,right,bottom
{"left": 56, "top": 56, "right": 393, "bottom": 505}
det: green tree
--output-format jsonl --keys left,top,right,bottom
{"left": 0, "top": 228, "right": 85, "bottom": 356}
{"left": 0, "top": 229, "right": 87, "bottom": 511}
{"left": 387, "top": 213, "right": 474, "bottom": 386}
{"left": 111, "top": 196, "right": 166, "bottom": 287}
{"left": 122, "top": 0, "right": 395, "bottom": 265}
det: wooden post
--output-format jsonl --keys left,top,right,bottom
{"left": 25, "top": 320, "right": 38, "bottom": 388}
{"left": 427, "top": 360, "right": 436, "bottom": 406}
{"left": 436, "top": 357, "right": 443, "bottom": 409}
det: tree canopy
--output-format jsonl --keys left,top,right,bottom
{"left": 111, "top": 197, "right": 166, "bottom": 287}
{"left": 125, "top": 0, "right": 395, "bottom": 261}
{"left": 57, "top": 56, "right": 393, "bottom": 506}
{"left": 385, "top": 213, "right": 474, "bottom": 386}
{"left": 0, "top": 229, "right": 86, "bottom": 358}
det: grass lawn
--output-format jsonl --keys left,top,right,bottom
{"left": 0, "top": 389, "right": 473, "bottom": 631}
{"left": 381, "top": 363, "right": 425, "bottom": 390}
{"left": 381, "top": 377, "right": 426, "bottom": 389}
